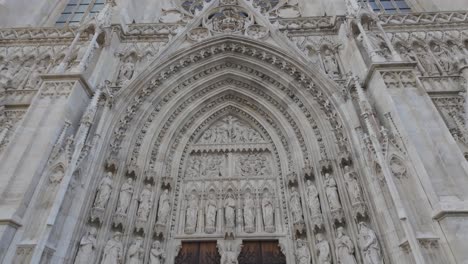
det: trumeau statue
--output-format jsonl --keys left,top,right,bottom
{"left": 262, "top": 190, "right": 274, "bottom": 232}
{"left": 126, "top": 238, "right": 144, "bottom": 264}
{"left": 156, "top": 189, "right": 171, "bottom": 225}
{"left": 290, "top": 187, "right": 304, "bottom": 224}
{"left": 137, "top": 184, "right": 152, "bottom": 221}
{"left": 224, "top": 192, "right": 237, "bottom": 228}
{"left": 335, "top": 227, "right": 357, "bottom": 264}
{"left": 316, "top": 233, "right": 331, "bottom": 264}
{"left": 74, "top": 227, "right": 97, "bottom": 264}
{"left": 94, "top": 172, "right": 113, "bottom": 209}
{"left": 185, "top": 193, "right": 199, "bottom": 233}
{"left": 101, "top": 232, "right": 123, "bottom": 264}
{"left": 295, "top": 239, "right": 311, "bottom": 264}
{"left": 150, "top": 241, "right": 165, "bottom": 264}
{"left": 344, "top": 166, "right": 363, "bottom": 204}
{"left": 220, "top": 242, "right": 240, "bottom": 264}
{"left": 243, "top": 192, "right": 256, "bottom": 232}
{"left": 306, "top": 180, "right": 321, "bottom": 217}
{"left": 116, "top": 177, "right": 134, "bottom": 214}
{"left": 325, "top": 173, "right": 342, "bottom": 211}
{"left": 359, "top": 222, "right": 384, "bottom": 264}
{"left": 205, "top": 193, "right": 217, "bottom": 233}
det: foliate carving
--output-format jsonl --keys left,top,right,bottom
{"left": 358, "top": 222, "right": 384, "bottom": 264}
{"left": 74, "top": 227, "right": 97, "bottom": 264}
{"left": 295, "top": 239, "right": 311, "bottom": 264}
{"left": 101, "top": 232, "right": 123, "bottom": 264}
{"left": 378, "top": 11, "right": 468, "bottom": 26}
{"left": 335, "top": 227, "right": 358, "bottom": 264}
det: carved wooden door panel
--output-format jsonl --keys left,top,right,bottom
{"left": 238, "top": 241, "right": 286, "bottom": 264}
{"left": 175, "top": 241, "right": 220, "bottom": 264}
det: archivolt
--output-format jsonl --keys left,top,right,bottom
{"left": 105, "top": 36, "right": 351, "bottom": 176}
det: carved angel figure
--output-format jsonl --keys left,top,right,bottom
{"left": 306, "top": 180, "right": 321, "bottom": 217}
{"left": 335, "top": 227, "right": 357, "bottom": 264}
{"left": 94, "top": 172, "right": 113, "bottom": 209}
{"left": 185, "top": 193, "right": 199, "bottom": 233}
{"left": 205, "top": 193, "right": 217, "bottom": 232}
{"left": 126, "top": 238, "right": 144, "bottom": 264}
{"left": 243, "top": 192, "right": 256, "bottom": 232}
{"left": 150, "top": 241, "right": 165, "bottom": 264}
{"left": 325, "top": 173, "right": 342, "bottom": 211}
{"left": 101, "top": 232, "right": 123, "bottom": 264}
{"left": 289, "top": 187, "right": 304, "bottom": 224}
{"left": 137, "top": 184, "right": 152, "bottom": 221}
{"left": 224, "top": 192, "right": 236, "bottom": 228}
{"left": 295, "top": 239, "right": 311, "bottom": 264}
{"left": 74, "top": 227, "right": 97, "bottom": 264}
{"left": 156, "top": 189, "right": 171, "bottom": 225}
{"left": 359, "top": 222, "right": 383, "bottom": 264}
{"left": 262, "top": 190, "right": 274, "bottom": 231}
{"left": 116, "top": 178, "right": 134, "bottom": 214}
{"left": 316, "top": 233, "right": 331, "bottom": 264}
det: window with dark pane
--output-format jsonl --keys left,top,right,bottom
{"left": 55, "top": 0, "right": 105, "bottom": 26}
{"left": 368, "top": 0, "right": 411, "bottom": 13}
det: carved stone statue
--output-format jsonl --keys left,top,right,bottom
{"left": 117, "top": 57, "right": 135, "bottom": 86}
{"left": 137, "top": 184, "right": 152, "bottom": 221}
{"left": 316, "top": 233, "right": 331, "bottom": 264}
{"left": 74, "top": 227, "right": 97, "bottom": 264}
{"left": 414, "top": 45, "right": 439, "bottom": 75}
{"left": 25, "top": 58, "right": 49, "bottom": 89}
{"left": 243, "top": 192, "right": 255, "bottom": 233}
{"left": 126, "top": 238, "right": 144, "bottom": 264}
{"left": 261, "top": 190, "right": 274, "bottom": 232}
{"left": 186, "top": 156, "right": 201, "bottom": 178}
{"left": 306, "top": 180, "right": 321, "bottom": 217}
{"left": 431, "top": 43, "right": 454, "bottom": 73}
{"left": 156, "top": 189, "right": 171, "bottom": 225}
{"left": 295, "top": 239, "right": 311, "bottom": 264}
{"left": 150, "top": 241, "right": 165, "bottom": 264}
{"left": 325, "top": 173, "right": 342, "bottom": 211}
{"left": 359, "top": 222, "right": 383, "bottom": 264}
{"left": 344, "top": 166, "right": 363, "bottom": 204}
{"left": 205, "top": 193, "right": 217, "bottom": 233}
{"left": 94, "top": 172, "right": 113, "bottom": 209}
{"left": 322, "top": 48, "right": 340, "bottom": 76}
{"left": 224, "top": 192, "right": 236, "bottom": 228}
{"left": 289, "top": 187, "right": 303, "bottom": 224}
{"left": 101, "top": 232, "right": 123, "bottom": 264}
{"left": 335, "top": 227, "right": 357, "bottom": 264}
{"left": 116, "top": 178, "right": 134, "bottom": 214}
{"left": 185, "top": 193, "right": 199, "bottom": 233}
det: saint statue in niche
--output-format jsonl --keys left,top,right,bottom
{"left": 74, "top": 227, "right": 97, "bottom": 264}
{"left": 295, "top": 239, "right": 311, "bottom": 264}
{"left": 224, "top": 192, "right": 236, "bottom": 228}
{"left": 243, "top": 192, "right": 256, "bottom": 233}
{"left": 335, "top": 227, "right": 357, "bottom": 264}
{"left": 156, "top": 189, "right": 171, "bottom": 225}
{"left": 205, "top": 193, "right": 217, "bottom": 233}
{"left": 344, "top": 166, "right": 363, "bottom": 205}
{"left": 306, "top": 180, "right": 321, "bottom": 217}
{"left": 101, "top": 232, "right": 123, "bottom": 264}
{"left": 316, "top": 233, "right": 331, "bottom": 264}
{"left": 359, "top": 222, "right": 383, "bottom": 264}
{"left": 289, "top": 187, "right": 303, "bottom": 224}
{"left": 94, "top": 172, "right": 113, "bottom": 209}
{"left": 262, "top": 190, "right": 274, "bottom": 232}
{"left": 324, "top": 173, "right": 342, "bottom": 211}
{"left": 137, "top": 184, "right": 152, "bottom": 221}
{"left": 150, "top": 241, "right": 165, "bottom": 264}
{"left": 126, "top": 238, "right": 144, "bottom": 264}
{"left": 185, "top": 193, "right": 199, "bottom": 233}
{"left": 116, "top": 177, "right": 133, "bottom": 214}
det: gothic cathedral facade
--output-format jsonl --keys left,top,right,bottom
{"left": 1, "top": 0, "right": 468, "bottom": 263}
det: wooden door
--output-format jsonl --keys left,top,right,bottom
{"left": 175, "top": 241, "right": 220, "bottom": 264}
{"left": 238, "top": 240, "right": 286, "bottom": 264}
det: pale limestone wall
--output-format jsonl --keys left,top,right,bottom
{"left": 0, "top": 0, "right": 468, "bottom": 264}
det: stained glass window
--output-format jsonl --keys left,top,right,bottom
{"left": 56, "top": 0, "right": 105, "bottom": 27}
{"left": 368, "top": 0, "right": 411, "bottom": 13}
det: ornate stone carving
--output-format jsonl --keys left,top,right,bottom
{"left": 306, "top": 180, "right": 323, "bottom": 229}
{"left": 137, "top": 184, "right": 152, "bottom": 221}
{"left": 289, "top": 187, "right": 304, "bottom": 225}
{"left": 116, "top": 56, "right": 136, "bottom": 86}
{"left": 261, "top": 190, "right": 275, "bottom": 233}
{"left": 205, "top": 193, "right": 217, "bottom": 234}
{"left": 358, "top": 222, "right": 383, "bottom": 264}
{"left": 324, "top": 173, "right": 343, "bottom": 222}
{"left": 236, "top": 153, "right": 271, "bottom": 177}
{"left": 150, "top": 241, "right": 165, "bottom": 264}
{"left": 316, "top": 233, "right": 331, "bottom": 264}
{"left": 93, "top": 172, "right": 113, "bottom": 209}
{"left": 101, "top": 232, "right": 123, "bottom": 264}
{"left": 126, "top": 238, "right": 144, "bottom": 264}
{"left": 224, "top": 192, "right": 237, "bottom": 230}
{"left": 116, "top": 178, "right": 134, "bottom": 214}
{"left": 185, "top": 192, "right": 199, "bottom": 234}
{"left": 218, "top": 241, "right": 242, "bottom": 264}
{"left": 295, "top": 239, "right": 311, "bottom": 264}
{"left": 74, "top": 227, "right": 97, "bottom": 264}
{"left": 335, "top": 227, "right": 357, "bottom": 264}
{"left": 156, "top": 189, "right": 171, "bottom": 225}
{"left": 243, "top": 192, "right": 256, "bottom": 233}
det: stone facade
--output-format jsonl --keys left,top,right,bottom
{"left": 0, "top": 0, "right": 468, "bottom": 263}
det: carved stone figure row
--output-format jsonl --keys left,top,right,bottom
{"left": 186, "top": 154, "right": 225, "bottom": 178}
{"left": 184, "top": 189, "right": 275, "bottom": 234}
{"left": 0, "top": 56, "right": 52, "bottom": 90}
{"left": 236, "top": 153, "right": 271, "bottom": 177}
{"left": 197, "top": 116, "right": 264, "bottom": 144}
